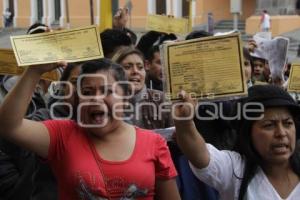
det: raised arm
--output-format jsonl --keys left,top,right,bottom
{"left": 173, "top": 91, "right": 210, "bottom": 169}
{"left": 0, "top": 62, "right": 66, "bottom": 158}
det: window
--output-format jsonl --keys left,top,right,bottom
{"left": 182, "top": 0, "right": 189, "bottom": 18}
{"left": 37, "top": 0, "right": 43, "bottom": 22}
{"left": 54, "top": 0, "right": 61, "bottom": 22}
{"left": 156, "top": 0, "right": 166, "bottom": 14}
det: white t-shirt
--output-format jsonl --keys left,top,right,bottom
{"left": 3, "top": 10, "right": 11, "bottom": 19}
{"left": 190, "top": 144, "right": 300, "bottom": 200}
{"left": 261, "top": 13, "right": 271, "bottom": 29}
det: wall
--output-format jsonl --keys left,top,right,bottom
{"left": 119, "top": 0, "right": 147, "bottom": 29}
{"left": 193, "top": 0, "right": 255, "bottom": 26}
{"left": 68, "top": 0, "right": 90, "bottom": 27}
{"left": 204, "top": 0, "right": 232, "bottom": 22}
{"left": 15, "top": 0, "right": 31, "bottom": 27}
{"left": 1, "top": 0, "right": 299, "bottom": 39}
{"left": 242, "top": 0, "right": 256, "bottom": 20}
{"left": 194, "top": 0, "right": 205, "bottom": 25}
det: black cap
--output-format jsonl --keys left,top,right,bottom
{"left": 231, "top": 85, "right": 300, "bottom": 135}
{"left": 246, "top": 85, "right": 300, "bottom": 111}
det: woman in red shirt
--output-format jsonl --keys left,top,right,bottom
{"left": 0, "top": 59, "right": 180, "bottom": 200}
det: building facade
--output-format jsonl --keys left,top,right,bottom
{"left": 1, "top": 0, "right": 299, "bottom": 36}
{"left": 247, "top": 0, "right": 300, "bottom": 36}
{"left": 0, "top": 0, "right": 256, "bottom": 28}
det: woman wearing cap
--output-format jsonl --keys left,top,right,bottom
{"left": 174, "top": 85, "right": 300, "bottom": 200}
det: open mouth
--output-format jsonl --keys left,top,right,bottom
{"left": 89, "top": 110, "right": 107, "bottom": 124}
{"left": 129, "top": 78, "right": 141, "bottom": 83}
{"left": 272, "top": 143, "right": 289, "bottom": 154}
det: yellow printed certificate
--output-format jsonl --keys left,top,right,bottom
{"left": 162, "top": 33, "right": 247, "bottom": 101}
{"left": 0, "top": 49, "right": 59, "bottom": 81}
{"left": 287, "top": 64, "right": 300, "bottom": 92}
{"left": 146, "top": 15, "right": 189, "bottom": 35}
{"left": 11, "top": 25, "right": 103, "bottom": 66}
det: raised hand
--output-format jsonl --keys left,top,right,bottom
{"left": 173, "top": 90, "right": 197, "bottom": 122}
{"left": 27, "top": 61, "right": 67, "bottom": 75}
{"left": 113, "top": 8, "right": 129, "bottom": 29}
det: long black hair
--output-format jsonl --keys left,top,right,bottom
{"left": 233, "top": 85, "right": 300, "bottom": 199}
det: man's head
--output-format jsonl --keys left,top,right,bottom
{"left": 27, "top": 23, "right": 50, "bottom": 34}
{"left": 145, "top": 45, "right": 162, "bottom": 82}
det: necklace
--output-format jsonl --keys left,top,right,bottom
{"left": 88, "top": 138, "right": 112, "bottom": 200}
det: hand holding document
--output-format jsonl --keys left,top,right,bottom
{"left": 252, "top": 33, "right": 289, "bottom": 82}
{"left": 11, "top": 25, "right": 103, "bottom": 66}
{"left": 287, "top": 64, "right": 300, "bottom": 92}
{"left": 161, "top": 33, "right": 247, "bottom": 101}
{"left": 0, "top": 48, "right": 59, "bottom": 81}
{"left": 146, "top": 14, "right": 189, "bottom": 35}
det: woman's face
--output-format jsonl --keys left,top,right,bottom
{"left": 120, "top": 53, "right": 146, "bottom": 94}
{"left": 78, "top": 71, "right": 125, "bottom": 136}
{"left": 251, "top": 107, "right": 296, "bottom": 165}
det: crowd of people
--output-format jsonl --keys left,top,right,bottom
{"left": 0, "top": 7, "right": 299, "bottom": 200}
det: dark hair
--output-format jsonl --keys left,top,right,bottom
{"left": 60, "top": 62, "right": 83, "bottom": 82}
{"left": 233, "top": 85, "right": 300, "bottom": 199}
{"left": 145, "top": 45, "right": 160, "bottom": 61}
{"left": 159, "top": 33, "right": 177, "bottom": 44}
{"left": 243, "top": 47, "right": 251, "bottom": 61}
{"left": 80, "top": 58, "right": 129, "bottom": 96}
{"left": 100, "top": 29, "right": 133, "bottom": 58}
{"left": 46, "top": 62, "right": 84, "bottom": 108}
{"left": 27, "top": 23, "right": 48, "bottom": 34}
{"left": 112, "top": 47, "right": 144, "bottom": 65}
{"left": 136, "top": 31, "right": 163, "bottom": 56}
{"left": 243, "top": 47, "right": 253, "bottom": 68}
{"left": 136, "top": 31, "right": 177, "bottom": 57}
{"left": 185, "top": 30, "right": 212, "bottom": 40}
{"left": 121, "top": 27, "right": 137, "bottom": 45}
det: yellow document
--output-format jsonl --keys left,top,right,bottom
{"left": 287, "top": 64, "right": 300, "bottom": 92}
{"left": 0, "top": 49, "right": 59, "bottom": 81}
{"left": 146, "top": 14, "right": 189, "bottom": 35}
{"left": 11, "top": 25, "right": 103, "bottom": 66}
{"left": 162, "top": 33, "right": 247, "bottom": 101}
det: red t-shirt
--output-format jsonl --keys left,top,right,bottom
{"left": 44, "top": 120, "right": 177, "bottom": 200}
